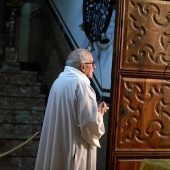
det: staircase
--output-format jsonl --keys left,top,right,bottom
{"left": 0, "top": 62, "right": 46, "bottom": 170}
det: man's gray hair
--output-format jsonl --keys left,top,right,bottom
{"left": 66, "top": 49, "right": 90, "bottom": 69}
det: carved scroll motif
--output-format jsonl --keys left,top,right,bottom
{"left": 123, "top": 1, "right": 170, "bottom": 68}
{"left": 119, "top": 78, "right": 170, "bottom": 145}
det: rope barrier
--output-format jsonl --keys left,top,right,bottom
{"left": 0, "top": 131, "right": 41, "bottom": 158}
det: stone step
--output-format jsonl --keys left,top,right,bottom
{"left": 0, "top": 124, "right": 41, "bottom": 139}
{"left": 0, "top": 166, "right": 33, "bottom": 170}
{"left": 0, "top": 71, "right": 40, "bottom": 85}
{"left": 0, "top": 157, "right": 36, "bottom": 169}
{"left": 0, "top": 109, "right": 44, "bottom": 124}
{"left": 0, "top": 96, "right": 45, "bottom": 110}
{"left": 0, "top": 84, "right": 45, "bottom": 97}
{"left": 0, "top": 139, "right": 39, "bottom": 156}
{"left": 1, "top": 62, "right": 21, "bottom": 72}
{"left": 0, "top": 166, "right": 32, "bottom": 170}
{"left": 0, "top": 132, "right": 40, "bottom": 169}
{"left": 0, "top": 63, "right": 46, "bottom": 170}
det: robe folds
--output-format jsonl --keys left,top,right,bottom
{"left": 34, "top": 66, "right": 105, "bottom": 170}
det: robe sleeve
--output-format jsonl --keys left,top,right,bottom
{"left": 76, "top": 82, "right": 105, "bottom": 148}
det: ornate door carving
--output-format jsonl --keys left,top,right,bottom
{"left": 107, "top": 0, "right": 170, "bottom": 169}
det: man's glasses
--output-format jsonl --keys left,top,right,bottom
{"left": 83, "top": 61, "right": 95, "bottom": 66}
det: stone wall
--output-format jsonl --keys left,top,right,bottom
{"left": 17, "top": 1, "right": 71, "bottom": 89}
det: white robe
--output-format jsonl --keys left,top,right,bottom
{"left": 34, "top": 66, "right": 105, "bottom": 170}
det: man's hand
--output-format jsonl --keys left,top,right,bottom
{"left": 98, "top": 101, "right": 109, "bottom": 116}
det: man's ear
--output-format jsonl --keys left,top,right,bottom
{"left": 80, "top": 64, "right": 85, "bottom": 73}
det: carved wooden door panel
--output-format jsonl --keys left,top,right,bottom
{"left": 107, "top": 0, "right": 170, "bottom": 169}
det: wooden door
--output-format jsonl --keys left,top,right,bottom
{"left": 107, "top": 0, "right": 170, "bottom": 169}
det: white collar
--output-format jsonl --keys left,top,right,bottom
{"left": 59, "top": 66, "right": 90, "bottom": 85}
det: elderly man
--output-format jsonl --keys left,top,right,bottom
{"left": 35, "top": 48, "right": 109, "bottom": 170}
